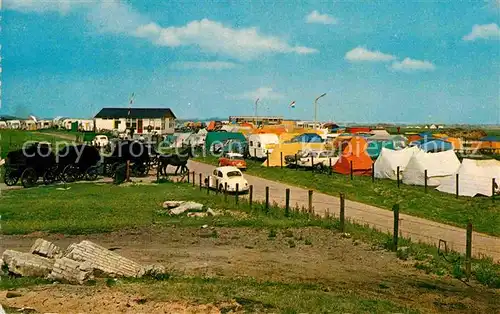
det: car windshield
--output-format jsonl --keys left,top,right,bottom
{"left": 226, "top": 171, "right": 242, "bottom": 177}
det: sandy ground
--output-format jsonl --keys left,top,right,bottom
{"left": 1, "top": 227, "right": 499, "bottom": 313}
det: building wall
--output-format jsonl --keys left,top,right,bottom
{"left": 95, "top": 117, "right": 175, "bottom": 134}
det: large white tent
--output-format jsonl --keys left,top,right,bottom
{"left": 436, "top": 159, "right": 500, "bottom": 197}
{"left": 402, "top": 150, "right": 460, "bottom": 186}
{"left": 374, "top": 146, "right": 420, "bottom": 180}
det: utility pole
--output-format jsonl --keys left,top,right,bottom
{"left": 314, "top": 93, "right": 326, "bottom": 129}
{"left": 254, "top": 98, "right": 259, "bottom": 126}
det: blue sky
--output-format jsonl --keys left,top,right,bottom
{"left": 2, "top": 0, "right": 500, "bottom": 124}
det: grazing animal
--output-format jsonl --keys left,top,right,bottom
{"left": 158, "top": 147, "right": 193, "bottom": 175}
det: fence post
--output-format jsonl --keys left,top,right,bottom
{"left": 339, "top": 193, "right": 345, "bottom": 233}
{"left": 350, "top": 161, "right": 353, "bottom": 180}
{"left": 266, "top": 151, "right": 269, "bottom": 167}
{"left": 424, "top": 169, "right": 428, "bottom": 193}
{"left": 465, "top": 220, "right": 473, "bottom": 281}
{"left": 187, "top": 170, "right": 190, "bottom": 183}
{"left": 280, "top": 152, "right": 283, "bottom": 169}
{"left": 265, "top": 186, "right": 270, "bottom": 212}
{"left": 372, "top": 163, "right": 375, "bottom": 183}
{"left": 192, "top": 172, "right": 195, "bottom": 187}
{"left": 295, "top": 154, "right": 298, "bottom": 170}
{"left": 493, "top": 178, "right": 496, "bottom": 203}
{"left": 126, "top": 160, "right": 131, "bottom": 182}
{"left": 311, "top": 155, "right": 314, "bottom": 168}
{"left": 397, "top": 166, "right": 400, "bottom": 188}
{"left": 199, "top": 173, "right": 202, "bottom": 191}
{"left": 235, "top": 184, "right": 239, "bottom": 205}
{"left": 206, "top": 176, "right": 210, "bottom": 195}
{"left": 456, "top": 173, "right": 459, "bottom": 199}
{"left": 329, "top": 158, "right": 332, "bottom": 175}
{"left": 308, "top": 190, "right": 313, "bottom": 213}
{"left": 156, "top": 166, "right": 160, "bottom": 182}
{"left": 285, "top": 188, "right": 290, "bottom": 217}
{"left": 224, "top": 182, "right": 228, "bottom": 202}
{"left": 249, "top": 185, "right": 253, "bottom": 208}
{"left": 392, "top": 204, "right": 400, "bottom": 252}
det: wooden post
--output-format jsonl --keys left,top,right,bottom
{"left": 397, "top": 166, "right": 400, "bottom": 188}
{"left": 266, "top": 151, "right": 269, "bottom": 167}
{"left": 215, "top": 179, "right": 219, "bottom": 194}
{"left": 493, "top": 178, "right": 496, "bottom": 203}
{"left": 392, "top": 204, "right": 400, "bottom": 252}
{"left": 280, "top": 152, "right": 283, "bottom": 169}
{"left": 265, "top": 186, "right": 270, "bottom": 212}
{"left": 308, "top": 190, "right": 313, "bottom": 214}
{"left": 249, "top": 185, "right": 253, "bottom": 208}
{"left": 295, "top": 154, "right": 298, "bottom": 171}
{"left": 424, "top": 170, "right": 428, "bottom": 193}
{"left": 224, "top": 182, "right": 228, "bottom": 202}
{"left": 456, "top": 173, "right": 459, "bottom": 199}
{"left": 156, "top": 166, "right": 160, "bottom": 182}
{"left": 350, "top": 161, "right": 353, "bottom": 180}
{"left": 199, "top": 173, "right": 202, "bottom": 191}
{"left": 465, "top": 220, "right": 473, "bottom": 280}
{"left": 339, "top": 193, "right": 345, "bottom": 233}
{"left": 235, "top": 183, "right": 239, "bottom": 205}
{"left": 187, "top": 170, "right": 190, "bottom": 183}
{"left": 254, "top": 148, "right": 257, "bottom": 159}
{"left": 329, "top": 157, "right": 332, "bottom": 175}
{"left": 285, "top": 188, "right": 290, "bottom": 217}
{"left": 126, "top": 160, "right": 131, "bottom": 182}
{"left": 206, "top": 176, "right": 210, "bottom": 195}
{"left": 192, "top": 172, "right": 195, "bottom": 187}
{"left": 311, "top": 155, "right": 314, "bottom": 168}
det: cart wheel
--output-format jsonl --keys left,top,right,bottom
{"left": 21, "top": 168, "right": 37, "bottom": 188}
{"left": 43, "top": 169, "right": 56, "bottom": 185}
{"left": 4, "top": 167, "right": 20, "bottom": 186}
{"left": 85, "top": 166, "right": 99, "bottom": 181}
{"left": 132, "top": 163, "right": 149, "bottom": 177}
{"left": 62, "top": 164, "right": 77, "bottom": 183}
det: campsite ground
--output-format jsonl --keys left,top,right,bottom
{"left": 1, "top": 182, "right": 499, "bottom": 313}
{"left": 194, "top": 155, "right": 500, "bottom": 237}
{"left": 0, "top": 130, "right": 68, "bottom": 158}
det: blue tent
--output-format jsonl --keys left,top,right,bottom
{"left": 418, "top": 139, "right": 453, "bottom": 153}
{"left": 289, "top": 133, "right": 324, "bottom": 143}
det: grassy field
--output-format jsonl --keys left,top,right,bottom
{"left": 0, "top": 129, "right": 67, "bottom": 158}
{"left": 194, "top": 156, "right": 500, "bottom": 237}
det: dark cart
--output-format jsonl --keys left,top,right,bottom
{"left": 103, "top": 140, "right": 152, "bottom": 183}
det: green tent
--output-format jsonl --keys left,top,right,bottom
{"left": 205, "top": 132, "right": 247, "bottom": 153}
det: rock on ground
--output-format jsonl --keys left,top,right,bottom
{"left": 49, "top": 257, "right": 94, "bottom": 284}
{"left": 169, "top": 201, "right": 204, "bottom": 215}
{"left": 30, "top": 238, "right": 62, "bottom": 259}
{"left": 2, "top": 250, "right": 54, "bottom": 278}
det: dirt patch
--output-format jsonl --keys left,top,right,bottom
{"left": 1, "top": 226, "right": 499, "bottom": 313}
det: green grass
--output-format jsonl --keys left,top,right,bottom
{"left": 194, "top": 155, "right": 500, "bottom": 237}
{"left": 0, "top": 129, "right": 65, "bottom": 158}
{"left": 122, "top": 276, "right": 419, "bottom": 314}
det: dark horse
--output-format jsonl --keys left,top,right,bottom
{"left": 158, "top": 147, "right": 193, "bottom": 175}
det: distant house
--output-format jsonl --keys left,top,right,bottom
{"left": 94, "top": 108, "right": 176, "bottom": 135}
{"left": 429, "top": 124, "right": 438, "bottom": 130}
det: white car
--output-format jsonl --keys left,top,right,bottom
{"left": 205, "top": 166, "right": 249, "bottom": 193}
{"left": 297, "top": 150, "right": 339, "bottom": 169}
{"left": 92, "top": 135, "right": 109, "bottom": 147}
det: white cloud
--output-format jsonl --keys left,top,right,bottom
{"left": 170, "top": 61, "right": 238, "bottom": 70}
{"left": 462, "top": 23, "right": 500, "bottom": 41}
{"left": 390, "top": 58, "right": 436, "bottom": 72}
{"left": 133, "top": 19, "right": 318, "bottom": 60}
{"left": 344, "top": 46, "right": 396, "bottom": 62}
{"left": 3, "top": 0, "right": 80, "bottom": 13}
{"left": 305, "top": 10, "right": 338, "bottom": 25}
{"left": 229, "top": 87, "right": 284, "bottom": 101}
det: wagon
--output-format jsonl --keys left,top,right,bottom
{"left": 3, "top": 142, "right": 56, "bottom": 188}
{"left": 102, "top": 140, "right": 152, "bottom": 183}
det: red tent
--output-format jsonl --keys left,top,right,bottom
{"left": 333, "top": 137, "right": 373, "bottom": 175}
{"left": 346, "top": 126, "right": 371, "bottom": 134}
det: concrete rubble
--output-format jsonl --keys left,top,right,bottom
{"left": 1, "top": 239, "right": 165, "bottom": 285}
{"left": 161, "top": 200, "right": 220, "bottom": 216}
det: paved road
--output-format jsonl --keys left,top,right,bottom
{"left": 188, "top": 160, "right": 500, "bottom": 262}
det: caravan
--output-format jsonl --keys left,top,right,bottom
{"left": 248, "top": 133, "right": 279, "bottom": 159}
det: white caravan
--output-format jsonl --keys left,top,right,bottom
{"left": 248, "top": 133, "right": 279, "bottom": 159}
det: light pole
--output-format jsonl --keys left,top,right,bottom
{"left": 314, "top": 93, "right": 326, "bottom": 129}
{"left": 254, "top": 98, "right": 260, "bottom": 126}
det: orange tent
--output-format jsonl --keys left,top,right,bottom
{"left": 333, "top": 137, "right": 373, "bottom": 176}
{"left": 206, "top": 121, "right": 216, "bottom": 131}
{"left": 407, "top": 134, "right": 421, "bottom": 142}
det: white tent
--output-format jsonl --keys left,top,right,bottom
{"left": 437, "top": 159, "right": 500, "bottom": 197}
{"left": 402, "top": 150, "right": 460, "bottom": 186}
{"left": 374, "top": 146, "right": 420, "bottom": 180}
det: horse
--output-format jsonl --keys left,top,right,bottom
{"left": 158, "top": 147, "right": 193, "bottom": 175}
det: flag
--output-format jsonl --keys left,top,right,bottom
{"left": 289, "top": 101, "right": 296, "bottom": 108}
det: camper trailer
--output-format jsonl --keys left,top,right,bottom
{"left": 248, "top": 133, "right": 280, "bottom": 159}
{"left": 0, "top": 121, "right": 7, "bottom": 129}
{"left": 6, "top": 120, "right": 21, "bottom": 129}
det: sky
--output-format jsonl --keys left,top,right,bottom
{"left": 2, "top": 0, "right": 500, "bottom": 124}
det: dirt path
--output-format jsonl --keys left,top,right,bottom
{"left": 1, "top": 227, "right": 498, "bottom": 313}
{"left": 38, "top": 132, "right": 78, "bottom": 142}
{"left": 188, "top": 161, "right": 500, "bottom": 262}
